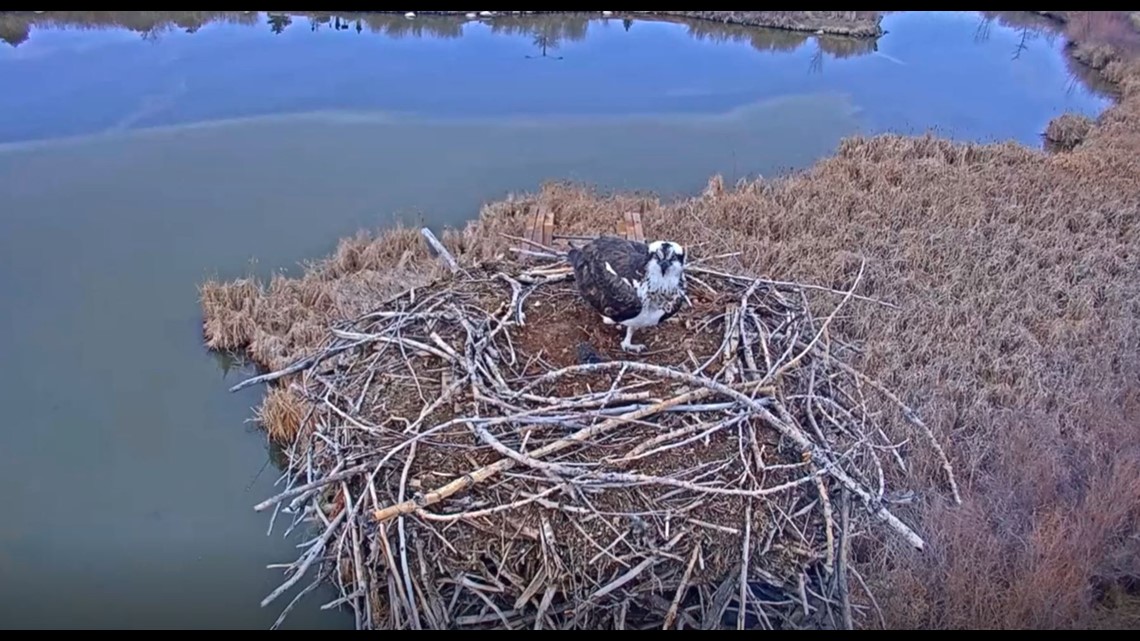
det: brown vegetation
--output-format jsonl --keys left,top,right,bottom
{"left": 255, "top": 385, "right": 309, "bottom": 443}
{"left": 200, "top": 11, "right": 1140, "bottom": 630}
{"left": 1045, "top": 113, "right": 1094, "bottom": 151}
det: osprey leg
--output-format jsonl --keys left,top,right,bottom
{"left": 620, "top": 325, "right": 646, "bottom": 353}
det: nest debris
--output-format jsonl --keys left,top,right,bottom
{"left": 238, "top": 240, "right": 960, "bottom": 630}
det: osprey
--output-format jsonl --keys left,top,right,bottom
{"left": 566, "top": 235, "right": 687, "bottom": 354}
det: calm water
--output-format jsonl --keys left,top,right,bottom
{"left": 0, "top": 10, "right": 1111, "bottom": 629}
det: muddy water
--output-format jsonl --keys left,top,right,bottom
{"left": 0, "top": 10, "right": 1110, "bottom": 629}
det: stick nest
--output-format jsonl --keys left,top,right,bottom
{"left": 247, "top": 249, "right": 959, "bottom": 630}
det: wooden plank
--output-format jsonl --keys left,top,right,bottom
{"left": 540, "top": 204, "right": 555, "bottom": 248}
{"left": 630, "top": 211, "right": 645, "bottom": 243}
{"left": 621, "top": 211, "right": 645, "bottom": 243}
{"left": 516, "top": 203, "right": 543, "bottom": 263}
{"left": 528, "top": 204, "right": 544, "bottom": 245}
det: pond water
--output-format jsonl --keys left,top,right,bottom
{"left": 0, "top": 10, "right": 1111, "bottom": 630}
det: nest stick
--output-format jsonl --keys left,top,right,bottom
{"left": 837, "top": 489, "right": 854, "bottom": 630}
{"left": 737, "top": 500, "right": 753, "bottom": 630}
{"left": 823, "top": 356, "right": 961, "bottom": 505}
{"left": 372, "top": 388, "right": 715, "bottom": 522}
{"left": 663, "top": 542, "right": 702, "bottom": 630}
{"left": 261, "top": 506, "right": 347, "bottom": 608}
{"left": 518, "top": 360, "right": 923, "bottom": 548}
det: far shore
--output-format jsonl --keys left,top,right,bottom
{"left": 0, "top": 11, "right": 884, "bottom": 48}
{"left": 367, "top": 11, "right": 885, "bottom": 38}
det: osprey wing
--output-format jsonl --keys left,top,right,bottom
{"left": 569, "top": 236, "right": 649, "bottom": 324}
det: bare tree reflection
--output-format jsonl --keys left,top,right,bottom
{"left": 526, "top": 33, "right": 564, "bottom": 60}
{"left": 489, "top": 14, "right": 589, "bottom": 43}
{"left": 974, "top": 14, "right": 993, "bottom": 44}
{"left": 979, "top": 11, "right": 1063, "bottom": 58}
{"left": 1012, "top": 28, "right": 1031, "bottom": 60}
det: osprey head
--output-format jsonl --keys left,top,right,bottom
{"left": 646, "top": 240, "right": 686, "bottom": 286}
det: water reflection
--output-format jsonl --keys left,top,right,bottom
{"left": 0, "top": 10, "right": 879, "bottom": 63}
{"left": 11, "top": 11, "right": 1094, "bottom": 83}
{"left": 0, "top": 11, "right": 260, "bottom": 44}
{"left": 976, "top": 11, "right": 1117, "bottom": 98}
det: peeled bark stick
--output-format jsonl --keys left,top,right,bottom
{"left": 371, "top": 387, "right": 714, "bottom": 523}
{"left": 419, "top": 227, "right": 459, "bottom": 273}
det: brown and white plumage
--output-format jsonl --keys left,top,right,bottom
{"left": 566, "top": 235, "right": 686, "bottom": 353}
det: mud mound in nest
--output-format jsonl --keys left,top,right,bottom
{"left": 243, "top": 250, "right": 959, "bottom": 630}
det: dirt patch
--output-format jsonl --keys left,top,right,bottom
{"left": 510, "top": 277, "right": 725, "bottom": 372}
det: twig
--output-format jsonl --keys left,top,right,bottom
{"left": 372, "top": 388, "right": 714, "bottom": 522}
{"left": 663, "top": 543, "right": 701, "bottom": 630}
{"left": 815, "top": 475, "right": 836, "bottom": 575}
{"left": 397, "top": 441, "right": 422, "bottom": 630}
{"left": 228, "top": 339, "right": 368, "bottom": 392}
{"left": 261, "top": 507, "right": 347, "bottom": 608}
{"left": 253, "top": 463, "right": 371, "bottom": 512}
{"left": 767, "top": 257, "right": 864, "bottom": 383}
{"left": 584, "top": 530, "right": 686, "bottom": 603}
{"left": 737, "top": 500, "right": 753, "bottom": 630}
{"left": 837, "top": 489, "right": 854, "bottom": 630}
{"left": 824, "top": 356, "right": 962, "bottom": 505}
{"left": 689, "top": 264, "right": 899, "bottom": 309}
{"left": 515, "top": 360, "right": 925, "bottom": 549}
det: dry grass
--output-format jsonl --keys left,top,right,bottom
{"left": 200, "top": 11, "right": 1140, "bottom": 630}
{"left": 255, "top": 385, "right": 309, "bottom": 443}
{"left": 1045, "top": 113, "right": 1095, "bottom": 151}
